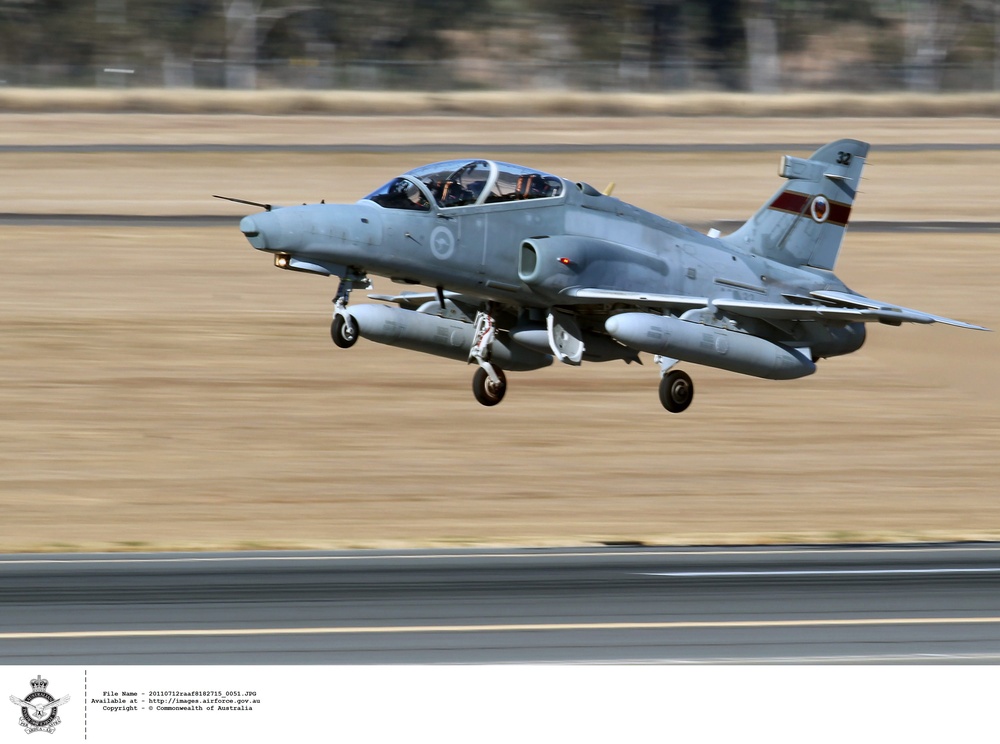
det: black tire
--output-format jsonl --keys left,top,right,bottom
{"left": 472, "top": 367, "right": 507, "bottom": 406}
{"left": 331, "top": 313, "right": 358, "bottom": 348}
{"left": 659, "top": 369, "right": 694, "bottom": 413}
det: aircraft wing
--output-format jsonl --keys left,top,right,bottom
{"left": 811, "top": 290, "right": 989, "bottom": 330}
{"left": 714, "top": 299, "right": 869, "bottom": 323}
{"left": 370, "top": 290, "right": 457, "bottom": 308}
{"left": 563, "top": 288, "right": 709, "bottom": 310}
{"left": 369, "top": 290, "right": 483, "bottom": 310}
{"left": 715, "top": 292, "right": 989, "bottom": 330}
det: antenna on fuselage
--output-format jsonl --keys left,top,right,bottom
{"left": 213, "top": 195, "right": 273, "bottom": 212}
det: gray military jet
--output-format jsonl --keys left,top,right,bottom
{"left": 224, "top": 139, "right": 986, "bottom": 412}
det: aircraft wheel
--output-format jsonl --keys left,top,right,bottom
{"left": 331, "top": 313, "right": 359, "bottom": 349}
{"left": 472, "top": 367, "right": 506, "bottom": 407}
{"left": 659, "top": 369, "right": 694, "bottom": 413}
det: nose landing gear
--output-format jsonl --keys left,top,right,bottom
{"left": 329, "top": 273, "right": 370, "bottom": 349}
{"left": 331, "top": 313, "right": 358, "bottom": 348}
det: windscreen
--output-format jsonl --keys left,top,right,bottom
{"left": 363, "top": 177, "right": 430, "bottom": 211}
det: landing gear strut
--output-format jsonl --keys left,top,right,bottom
{"left": 469, "top": 308, "right": 506, "bottom": 406}
{"left": 330, "top": 273, "right": 369, "bottom": 349}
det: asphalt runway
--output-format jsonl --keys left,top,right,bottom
{"left": 2, "top": 544, "right": 1000, "bottom": 664}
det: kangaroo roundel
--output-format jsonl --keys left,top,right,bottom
{"left": 810, "top": 195, "right": 830, "bottom": 223}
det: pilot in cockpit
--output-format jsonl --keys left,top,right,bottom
{"left": 516, "top": 173, "right": 553, "bottom": 200}
{"left": 527, "top": 176, "right": 553, "bottom": 199}
{"left": 421, "top": 178, "right": 445, "bottom": 204}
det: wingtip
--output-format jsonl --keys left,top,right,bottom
{"left": 933, "top": 316, "right": 991, "bottom": 332}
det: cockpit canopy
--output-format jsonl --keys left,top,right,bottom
{"left": 364, "top": 160, "right": 564, "bottom": 211}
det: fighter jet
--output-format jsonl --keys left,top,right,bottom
{"left": 223, "top": 139, "right": 986, "bottom": 412}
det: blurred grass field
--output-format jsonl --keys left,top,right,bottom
{"left": 1, "top": 114, "right": 998, "bottom": 552}
{"left": 3, "top": 89, "right": 1000, "bottom": 117}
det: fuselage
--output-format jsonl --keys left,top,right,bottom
{"left": 241, "top": 160, "right": 865, "bottom": 361}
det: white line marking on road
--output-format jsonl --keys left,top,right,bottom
{"left": 4, "top": 616, "right": 1000, "bottom": 641}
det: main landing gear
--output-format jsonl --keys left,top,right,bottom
{"left": 327, "top": 287, "right": 693, "bottom": 412}
{"left": 472, "top": 366, "right": 507, "bottom": 406}
{"left": 656, "top": 356, "right": 694, "bottom": 413}
{"left": 469, "top": 309, "right": 507, "bottom": 407}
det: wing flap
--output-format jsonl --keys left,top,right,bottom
{"left": 564, "top": 288, "right": 708, "bottom": 310}
{"left": 370, "top": 291, "right": 447, "bottom": 305}
{"left": 369, "top": 290, "right": 464, "bottom": 308}
{"left": 712, "top": 300, "right": 874, "bottom": 323}
{"left": 714, "top": 299, "right": 868, "bottom": 323}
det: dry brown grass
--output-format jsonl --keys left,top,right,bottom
{"left": 5, "top": 149, "right": 1000, "bottom": 223}
{"left": 4, "top": 113, "right": 1000, "bottom": 151}
{"left": 3, "top": 89, "right": 1000, "bottom": 117}
{"left": 1, "top": 116, "right": 999, "bottom": 552}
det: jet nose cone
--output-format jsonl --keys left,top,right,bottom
{"left": 240, "top": 215, "right": 267, "bottom": 249}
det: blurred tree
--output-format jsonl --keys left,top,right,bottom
{"left": 903, "top": 0, "right": 955, "bottom": 91}
{"left": 742, "top": 0, "right": 779, "bottom": 91}
{"left": 223, "top": 1, "right": 319, "bottom": 89}
{"left": 702, "top": 0, "right": 744, "bottom": 90}
{"left": 868, "top": 0, "right": 996, "bottom": 92}
{"left": 134, "top": 1, "right": 220, "bottom": 86}
{"left": 0, "top": 0, "right": 99, "bottom": 83}
{"left": 949, "top": 0, "right": 1000, "bottom": 90}
{"left": 542, "top": 0, "right": 707, "bottom": 90}
{"left": 633, "top": 1, "right": 694, "bottom": 89}
{"left": 0, "top": 0, "right": 996, "bottom": 91}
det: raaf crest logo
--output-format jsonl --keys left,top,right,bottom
{"left": 9, "top": 675, "right": 70, "bottom": 734}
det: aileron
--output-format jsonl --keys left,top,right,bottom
{"left": 812, "top": 290, "right": 989, "bottom": 330}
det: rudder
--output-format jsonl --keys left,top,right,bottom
{"left": 724, "top": 139, "right": 869, "bottom": 270}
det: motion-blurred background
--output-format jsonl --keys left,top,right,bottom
{"left": 1, "top": 2, "right": 999, "bottom": 553}
{"left": 1, "top": 0, "right": 999, "bottom": 93}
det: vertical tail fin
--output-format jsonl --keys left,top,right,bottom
{"left": 724, "top": 139, "right": 869, "bottom": 271}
